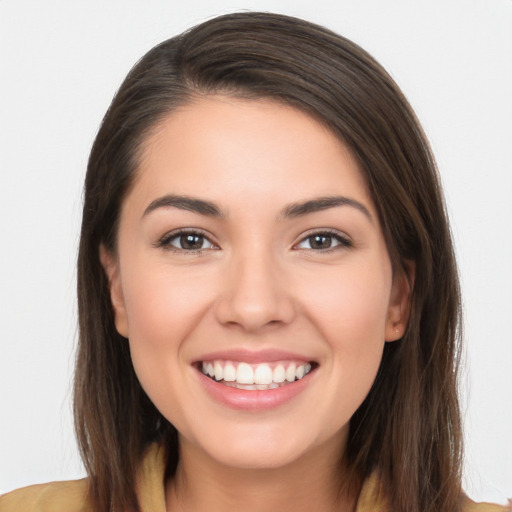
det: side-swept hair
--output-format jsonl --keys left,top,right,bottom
{"left": 75, "top": 11, "right": 462, "bottom": 512}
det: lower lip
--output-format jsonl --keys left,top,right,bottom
{"left": 197, "top": 369, "right": 315, "bottom": 410}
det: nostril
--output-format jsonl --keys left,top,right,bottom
{"left": 213, "top": 263, "right": 296, "bottom": 330}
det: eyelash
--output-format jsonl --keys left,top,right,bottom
{"left": 155, "top": 229, "right": 217, "bottom": 254}
{"left": 293, "top": 229, "right": 353, "bottom": 253}
{"left": 155, "top": 229, "right": 353, "bottom": 254}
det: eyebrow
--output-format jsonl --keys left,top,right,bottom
{"left": 142, "top": 194, "right": 372, "bottom": 222}
{"left": 143, "top": 195, "right": 225, "bottom": 218}
{"left": 280, "top": 196, "right": 373, "bottom": 222}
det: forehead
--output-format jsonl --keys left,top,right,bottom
{"left": 126, "top": 95, "right": 375, "bottom": 217}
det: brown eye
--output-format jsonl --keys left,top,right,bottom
{"left": 309, "top": 234, "right": 333, "bottom": 249}
{"left": 177, "top": 233, "right": 206, "bottom": 250}
{"left": 160, "top": 231, "right": 216, "bottom": 252}
{"left": 295, "top": 231, "right": 352, "bottom": 251}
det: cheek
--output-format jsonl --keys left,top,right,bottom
{"left": 297, "top": 259, "right": 391, "bottom": 393}
{"left": 305, "top": 268, "right": 390, "bottom": 415}
{"left": 119, "top": 258, "right": 217, "bottom": 381}
{"left": 123, "top": 259, "right": 214, "bottom": 336}
{"left": 299, "top": 261, "right": 392, "bottom": 343}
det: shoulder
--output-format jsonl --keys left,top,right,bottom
{"left": 0, "top": 479, "right": 91, "bottom": 512}
{"left": 462, "top": 495, "right": 512, "bottom": 512}
{"left": 357, "top": 471, "right": 511, "bottom": 512}
{"left": 0, "top": 443, "right": 167, "bottom": 512}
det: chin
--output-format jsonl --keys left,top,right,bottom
{"left": 181, "top": 417, "right": 347, "bottom": 472}
{"left": 202, "top": 437, "right": 311, "bottom": 470}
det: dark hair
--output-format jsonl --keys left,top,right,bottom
{"left": 75, "top": 11, "right": 462, "bottom": 512}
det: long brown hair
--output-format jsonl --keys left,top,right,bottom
{"left": 75, "top": 12, "right": 462, "bottom": 512}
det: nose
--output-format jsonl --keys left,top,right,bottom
{"left": 214, "top": 250, "right": 296, "bottom": 332}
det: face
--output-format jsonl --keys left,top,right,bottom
{"left": 102, "top": 96, "right": 410, "bottom": 470}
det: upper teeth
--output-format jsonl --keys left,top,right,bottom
{"left": 201, "top": 360, "right": 313, "bottom": 385}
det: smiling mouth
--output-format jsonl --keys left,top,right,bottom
{"left": 199, "top": 360, "right": 316, "bottom": 390}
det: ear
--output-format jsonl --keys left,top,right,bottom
{"left": 385, "top": 261, "right": 415, "bottom": 342}
{"left": 99, "top": 244, "right": 129, "bottom": 338}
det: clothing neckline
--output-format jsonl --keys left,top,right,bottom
{"left": 135, "top": 443, "right": 389, "bottom": 512}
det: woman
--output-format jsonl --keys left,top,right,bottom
{"left": 1, "top": 11, "right": 509, "bottom": 512}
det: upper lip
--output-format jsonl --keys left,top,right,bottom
{"left": 194, "top": 348, "right": 315, "bottom": 364}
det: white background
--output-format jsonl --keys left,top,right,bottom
{"left": 1, "top": 0, "right": 511, "bottom": 502}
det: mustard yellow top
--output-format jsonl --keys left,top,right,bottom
{"left": 1, "top": 444, "right": 510, "bottom": 512}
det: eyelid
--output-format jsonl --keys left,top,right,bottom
{"left": 292, "top": 228, "right": 353, "bottom": 251}
{"left": 154, "top": 227, "right": 352, "bottom": 253}
{"left": 155, "top": 228, "right": 219, "bottom": 252}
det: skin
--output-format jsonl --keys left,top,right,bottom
{"left": 101, "top": 96, "right": 411, "bottom": 512}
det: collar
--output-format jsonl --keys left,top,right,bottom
{"left": 134, "top": 443, "right": 389, "bottom": 512}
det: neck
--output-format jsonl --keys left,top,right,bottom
{"left": 165, "top": 434, "right": 361, "bottom": 512}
